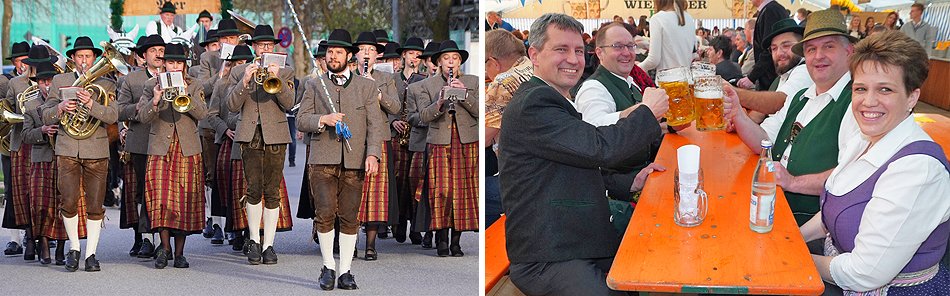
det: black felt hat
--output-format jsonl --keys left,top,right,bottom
{"left": 382, "top": 42, "right": 401, "bottom": 59}
{"left": 135, "top": 35, "right": 166, "bottom": 57}
{"left": 199, "top": 30, "right": 219, "bottom": 47}
{"left": 763, "top": 18, "right": 805, "bottom": 50}
{"left": 373, "top": 29, "right": 391, "bottom": 43}
{"left": 6, "top": 42, "right": 29, "bottom": 60}
{"left": 430, "top": 40, "right": 469, "bottom": 65}
{"left": 197, "top": 10, "right": 213, "bottom": 22}
{"left": 353, "top": 32, "right": 385, "bottom": 53}
{"left": 244, "top": 25, "right": 281, "bottom": 45}
{"left": 224, "top": 45, "right": 254, "bottom": 61}
{"left": 66, "top": 36, "right": 103, "bottom": 57}
{"left": 325, "top": 29, "right": 359, "bottom": 53}
{"left": 157, "top": 43, "right": 189, "bottom": 61}
{"left": 214, "top": 19, "right": 241, "bottom": 37}
{"left": 398, "top": 37, "right": 424, "bottom": 54}
{"left": 160, "top": 1, "right": 176, "bottom": 14}
{"left": 29, "top": 61, "right": 58, "bottom": 81}
{"left": 313, "top": 40, "right": 328, "bottom": 57}
{"left": 421, "top": 41, "right": 440, "bottom": 58}
{"left": 23, "top": 45, "right": 58, "bottom": 66}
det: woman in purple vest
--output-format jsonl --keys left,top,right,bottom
{"left": 800, "top": 31, "right": 950, "bottom": 295}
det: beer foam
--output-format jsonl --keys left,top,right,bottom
{"left": 694, "top": 89, "right": 721, "bottom": 99}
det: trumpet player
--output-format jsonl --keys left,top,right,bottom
{"left": 1, "top": 41, "right": 29, "bottom": 256}
{"left": 297, "top": 28, "right": 386, "bottom": 290}
{"left": 115, "top": 34, "right": 165, "bottom": 258}
{"left": 23, "top": 60, "right": 84, "bottom": 265}
{"left": 3, "top": 44, "right": 59, "bottom": 261}
{"left": 138, "top": 43, "right": 208, "bottom": 269}
{"left": 418, "top": 41, "right": 478, "bottom": 257}
{"left": 227, "top": 24, "right": 295, "bottom": 265}
{"left": 353, "top": 31, "right": 401, "bottom": 261}
{"left": 41, "top": 36, "right": 118, "bottom": 272}
{"left": 391, "top": 37, "right": 425, "bottom": 244}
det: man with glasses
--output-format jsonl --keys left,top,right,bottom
{"left": 227, "top": 24, "right": 296, "bottom": 265}
{"left": 575, "top": 22, "right": 668, "bottom": 201}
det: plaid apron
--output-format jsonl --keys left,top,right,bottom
{"left": 359, "top": 140, "right": 396, "bottom": 224}
{"left": 427, "top": 121, "right": 479, "bottom": 231}
{"left": 11, "top": 144, "right": 32, "bottom": 228}
{"left": 144, "top": 133, "right": 205, "bottom": 233}
{"left": 119, "top": 158, "right": 139, "bottom": 229}
{"left": 30, "top": 159, "right": 88, "bottom": 240}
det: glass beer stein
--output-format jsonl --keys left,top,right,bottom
{"left": 657, "top": 66, "right": 695, "bottom": 126}
{"left": 693, "top": 75, "right": 725, "bottom": 131}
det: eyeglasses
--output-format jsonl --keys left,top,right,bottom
{"left": 256, "top": 43, "right": 276, "bottom": 49}
{"left": 769, "top": 41, "right": 796, "bottom": 54}
{"left": 359, "top": 47, "right": 378, "bottom": 53}
{"left": 599, "top": 43, "right": 636, "bottom": 52}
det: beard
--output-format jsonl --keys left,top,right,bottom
{"left": 327, "top": 60, "right": 348, "bottom": 74}
{"left": 775, "top": 54, "right": 803, "bottom": 76}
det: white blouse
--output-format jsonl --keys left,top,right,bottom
{"left": 825, "top": 115, "right": 950, "bottom": 291}
{"left": 637, "top": 11, "right": 695, "bottom": 72}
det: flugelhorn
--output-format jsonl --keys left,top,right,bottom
{"left": 60, "top": 41, "right": 130, "bottom": 140}
{"left": 252, "top": 57, "right": 282, "bottom": 94}
{"left": 0, "top": 100, "right": 25, "bottom": 135}
{"left": 162, "top": 87, "right": 194, "bottom": 113}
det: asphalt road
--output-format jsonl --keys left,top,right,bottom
{"left": 0, "top": 140, "right": 479, "bottom": 295}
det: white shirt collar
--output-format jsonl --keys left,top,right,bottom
{"left": 803, "top": 71, "right": 851, "bottom": 102}
{"left": 607, "top": 69, "right": 640, "bottom": 92}
{"left": 859, "top": 115, "right": 923, "bottom": 167}
{"left": 331, "top": 69, "right": 351, "bottom": 80}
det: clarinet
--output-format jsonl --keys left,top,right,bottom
{"left": 447, "top": 67, "right": 456, "bottom": 115}
{"left": 363, "top": 58, "right": 369, "bottom": 77}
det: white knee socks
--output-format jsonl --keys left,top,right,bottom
{"left": 262, "top": 207, "right": 278, "bottom": 249}
{"left": 62, "top": 214, "right": 80, "bottom": 251}
{"left": 85, "top": 219, "right": 102, "bottom": 258}
{"left": 338, "top": 233, "right": 357, "bottom": 274}
{"left": 246, "top": 201, "right": 263, "bottom": 243}
{"left": 9, "top": 229, "right": 21, "bottom": 243}
{"left": 212, "top": 216, "right": 222, "bottom": 227}
{"left": 317, "top": 231, "right": 335, "bottom": 270}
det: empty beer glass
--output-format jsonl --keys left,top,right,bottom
{"left": 693, "top": 75, "right": 725, "bottom": 131}
{"left": 657, "top": 67, "right": 694, "bottom": 126}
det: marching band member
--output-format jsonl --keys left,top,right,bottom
{"left": 391, "top": 37, "right": 425, "bottom": 244}
{"left": 1, "top": 41, "right": 29, "bottom": 256}
{"left": 116, "top": 34, "right": 165, "bottom": 258}
{"left": 137, "top": 43, "right": 208, "bottom": 269}
{"left": 227, "top": 24, "right": 295, "bottom": 265}
{"left": 297, "top": 28, "right": 386, "bottom": 290}
{"left": 41, "top": 36, "right": 119, "bottom": 272}
{"left": 418, "top": 41, "right": 478, "bottom": 257}
{"left": 405, "top": 41, "right": 442, "bottom": 248}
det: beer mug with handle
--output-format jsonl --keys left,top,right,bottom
{"left": 693, "top": 75, "right": 725, "bottom": 131}
{"left": 657, "top": 66, "right": 695, "bottom": 126}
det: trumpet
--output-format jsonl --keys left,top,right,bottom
{"left": 252, "top": 57, "right": 282, "bottom": 94}
{"left": 162, "top": 87, "right": 194, "bottom": 113}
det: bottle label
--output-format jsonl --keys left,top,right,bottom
{"left": 758, "top": 194, "right": 774, "bottom": 225}
{"left": 766, "top": 161, "right": 774, "bottom": 173}
{"left": 750, "top": 195, "right": 757, "bottom": 224}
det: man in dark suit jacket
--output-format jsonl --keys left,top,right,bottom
{"left": 499, "top": 13, "right": 668, "bottom": 295}
{"left": 738, "top": 0, "right": 787, "bottom": 91}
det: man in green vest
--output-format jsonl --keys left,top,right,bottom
{"left": 575, "top": 21, "right": 669, "bottom": 201}
{"left": 724, "top": 8, "right": 860, "bottom": 226}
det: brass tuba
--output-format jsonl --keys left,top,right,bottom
{"left": 60, "top": 42, "right": 131, "bottom": 140}
{"left": 16, "top": 85, "right": 39, "bottom": 114}
{"left": 252, "top": 57, "right": 282, "bottom": 94}
{"left": 31, "top": 36, "right": 76, "bottom": 73}
{"left": 162, "top": 87, "right": 194, "bottom": 113}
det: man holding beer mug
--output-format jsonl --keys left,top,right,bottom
{"left": 723, "top": 8, "right": 860, "bottom": 227}
{"left": 575, "top": 21, "right": 669, "bottom": 201}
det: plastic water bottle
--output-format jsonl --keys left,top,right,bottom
{"left": 750, "top": 140, "right": 776, "bottom": 233}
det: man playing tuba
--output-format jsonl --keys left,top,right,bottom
{"left": 40, "top": 36, "right": 119, "bottom": 272}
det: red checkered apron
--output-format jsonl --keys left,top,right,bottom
{"left": 227, "top": 148, "right": 294, "bottom": 232}
{"left": 144, "top": 133, "right": 205, "bottom": 233}
{"left": 390, "top": 137, "right": 413, "bottom": 218}
{"left": 11, "top": 144, "right": 32, "bottom": 228}
{"left": 359, "top": 140, "right": 393, "bottom": 223}
{"left": 30, "top": 159, "right": 88, "bottom": 240}
{"left": 409, "top": 151, "right": 427, "bottom": 203}
{"left": 427, "top": 121, "right": 479, "bottom": 231}
{"left": 119, "top": 157, "right": 139, "bottom": 229}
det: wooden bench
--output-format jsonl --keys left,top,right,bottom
{"left": 485, "top": 215, "right": 510, "bottom": 294}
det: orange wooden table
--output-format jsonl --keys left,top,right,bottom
{"left": 915, "top": 113, "right": 950, "bottom": 157}
{"left": 606, "top": 128, "right": 824, "bottom": 295}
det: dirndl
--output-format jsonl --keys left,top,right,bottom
{"left": 30, "top": 159, "right": 88, "bottom": 240}
{"left": 9, "top": 144, "right": 32, "bottom": 228}
{"left": 144, "top": 133, "right": 205, "bottom": 234}
{"left": 427, "top": 121, "right": 478, "bottom": 231}
{"left": 358, "top": 140, "right": 398, "bottom": 224}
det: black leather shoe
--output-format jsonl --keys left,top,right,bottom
{"left": 242, "top": 238, "right": 251, "bottom": 255}
{"left": 262, "top": 246, "right": 277, "bottom": 264}
{"left": 409, "top": 232, "right": 422, "bottom": 245}
{"left": 450, "top": 245, "right": 464, "bottom": 257}
{"left": 437, "top": 241, "right": 449, "bottom": 257}
{"left": 84, "top": 254, "right": 100, "bottom": 272}
{"left": 65, "top": 250, "right": 80, "bottom": 271}
{"left": 39, "top": 257, "right": 52, "bottom": 265}
{"left": 137, "top": 238, "right": 155, "bottom": 258}
{"left": 174, "top": 255, "right": 189, "bottom": 268}
{"left": 154, "top": 249, "right": 171, "bottom": 269}
{"left": 318, "top": 266, "right": 335, "bottom": 290}
{"left": 364, "top": 248, "right": 377, "bottom": 261}
{"left": 421, "top": 238, "right": 433, "bottom": 249}
{"left": 337, "top": 271, "right": 358, "bottom": 290}
{"left": 5, "top": 241, "right": 23, "bottom": 255}
{"left": 377, "top": 227, "right": 389, "bottom": 239}
{"left": 202, "top": 218, "right": 214, "bottom": 238}
{"left": 210, "top": 225, "right": 224, "bottom": 244}
{"left": 129, "top": 241, "right": 142, "bottom": 257}
{"left": 246, "top": 240, "right": 262, "bottom": 265}
{"left": 55, "top": 259, "right": 66, "bottom": 265}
